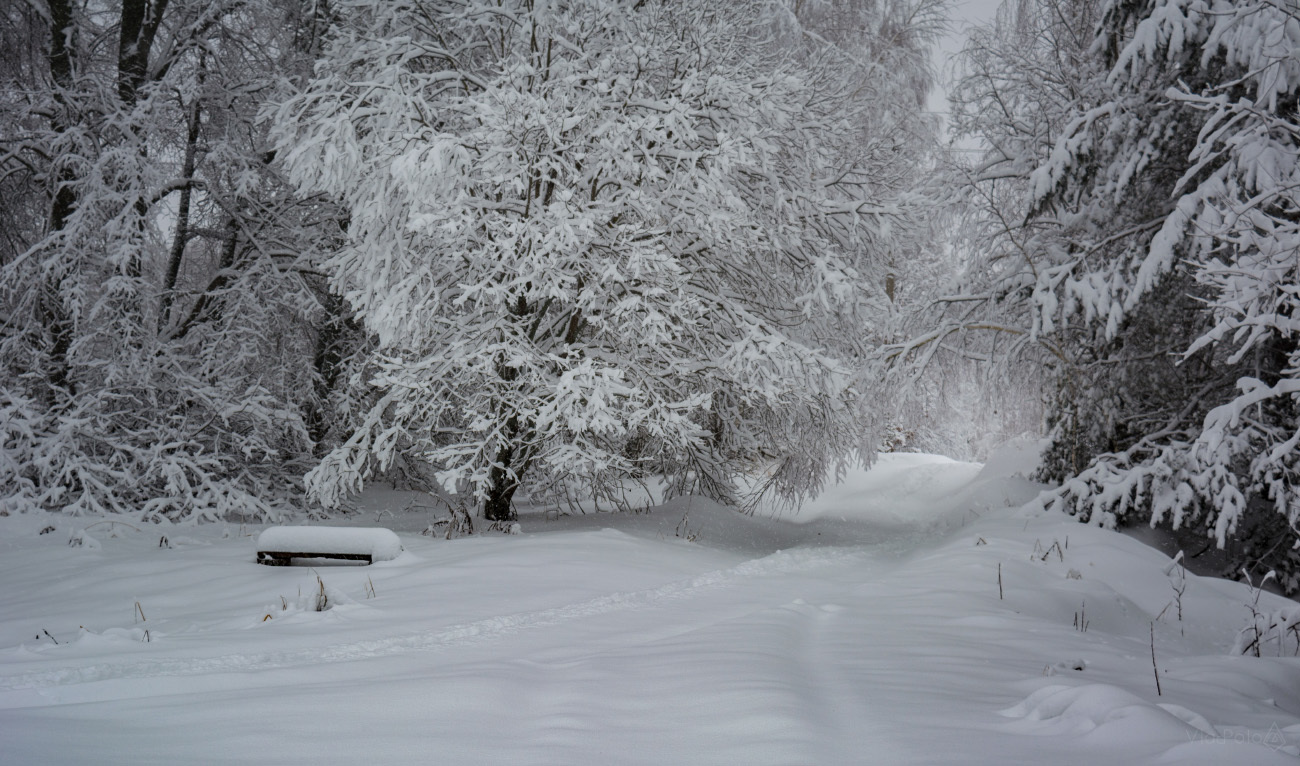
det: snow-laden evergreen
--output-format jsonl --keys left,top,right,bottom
{"left": 934, "top": 0, "right": 1300, "bottom": 589}
{"left": 1039, "top": 0, "right": 1300, "bottom": 588}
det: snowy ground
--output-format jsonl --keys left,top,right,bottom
{"left": 2, "top": 453, "right": 1298, "bottom": 765}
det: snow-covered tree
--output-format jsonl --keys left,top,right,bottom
{"left": 0, "top": 0, "right": 354, "bottom": 520}
{"left": 784, "top": 0, "right": 946, "bottom": 311}
{"left": 274, "top": 0, "right": 936, "bottom": 520}
{"left": 932, "top": 0, "right": 1300, "bottom": 590}
{"left": 1041, "top": 0, "right": 1300, "bottom": 589}
{"left": 888, "top": 0, "right": 1100, "bottom": 459}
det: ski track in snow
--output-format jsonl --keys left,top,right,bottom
{"left": 0, "top": 545, "right": 869, "bottom": 694}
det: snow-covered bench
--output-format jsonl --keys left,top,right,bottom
{"left": 255, "top": 526, "right": 403, "bottom": 566}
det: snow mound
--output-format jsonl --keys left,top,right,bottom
{"left": 1002, "top": 683, "right": 1298, "bottom": 763}
{"left": 67, "top": 529, "right": 102, "bottom": 550}
{"left": 68, "top": 627, "right": 155, "bottom": 648}
{"left": 1001, "top": 683, "right": 1203, "bottom": 739}
{"left": 256, "top": 526, "right": 403, "bottom": 562}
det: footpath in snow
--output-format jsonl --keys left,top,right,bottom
{"left": 0, "top": 452, "right": 1297, "bottom": 765}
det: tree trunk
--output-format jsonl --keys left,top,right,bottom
{"left": 483, "top": 438, "right": 519, "bottom": 522}
{"left": 306, "top": 291, "right": 360, "bottom": 453}
{"left": 39, "top": 0, "right": 79, "bottom": 399}
{"left": 483, "top": 406, "right": 534, "bottom": 523}
{"left": 160, "top": 69, "right": 204, "bottom": 330}
{"left": 38, "top": 0, "right": 172, "bottom": 393}
{"left": 117, "top": 0, "right": 170, "bottom": 280}
{"left": 117, "top": 0, "right": 170, "bottom": 108}
{"left": 169, "top": 214, "right": 242, "bottom": 339}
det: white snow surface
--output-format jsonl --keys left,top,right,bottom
{"left": 1, "top": 454, "right": 1298, "bottom": 764}
{"left": 256, "top": 526, "right": 403, "bottom": 561}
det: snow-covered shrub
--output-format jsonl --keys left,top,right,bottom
{"left": 1234, "top": 606, "right": 1300, "bottom": 658}
{"left": 1234, "top": 572, "right": 1300, "bottom": 657}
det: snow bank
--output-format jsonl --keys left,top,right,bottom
{"left": 5, "top": 460, "right": 1300, "bottom": 765}
{"left": 256, "top": 526, "right": 403, "bottom": 562}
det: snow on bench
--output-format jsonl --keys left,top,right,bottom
{"left": 255, "top": 526, "right": 403, "bottom": 566}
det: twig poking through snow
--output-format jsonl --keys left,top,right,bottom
{"left": 1150, "top": 622, "right": 1162, "bottom": 696}
{"left": 313, "top": 575, "right": 329, "bottom": 612}
{"left": 83, "top": 520, "right": 141, "bottom": 534}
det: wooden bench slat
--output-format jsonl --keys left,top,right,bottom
{"left": 257, "top": 550, "right": 373, "bottom": 566}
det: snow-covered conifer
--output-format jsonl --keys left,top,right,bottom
{"left": 932, "top": 0, "right": 1300, "bottom": 589}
